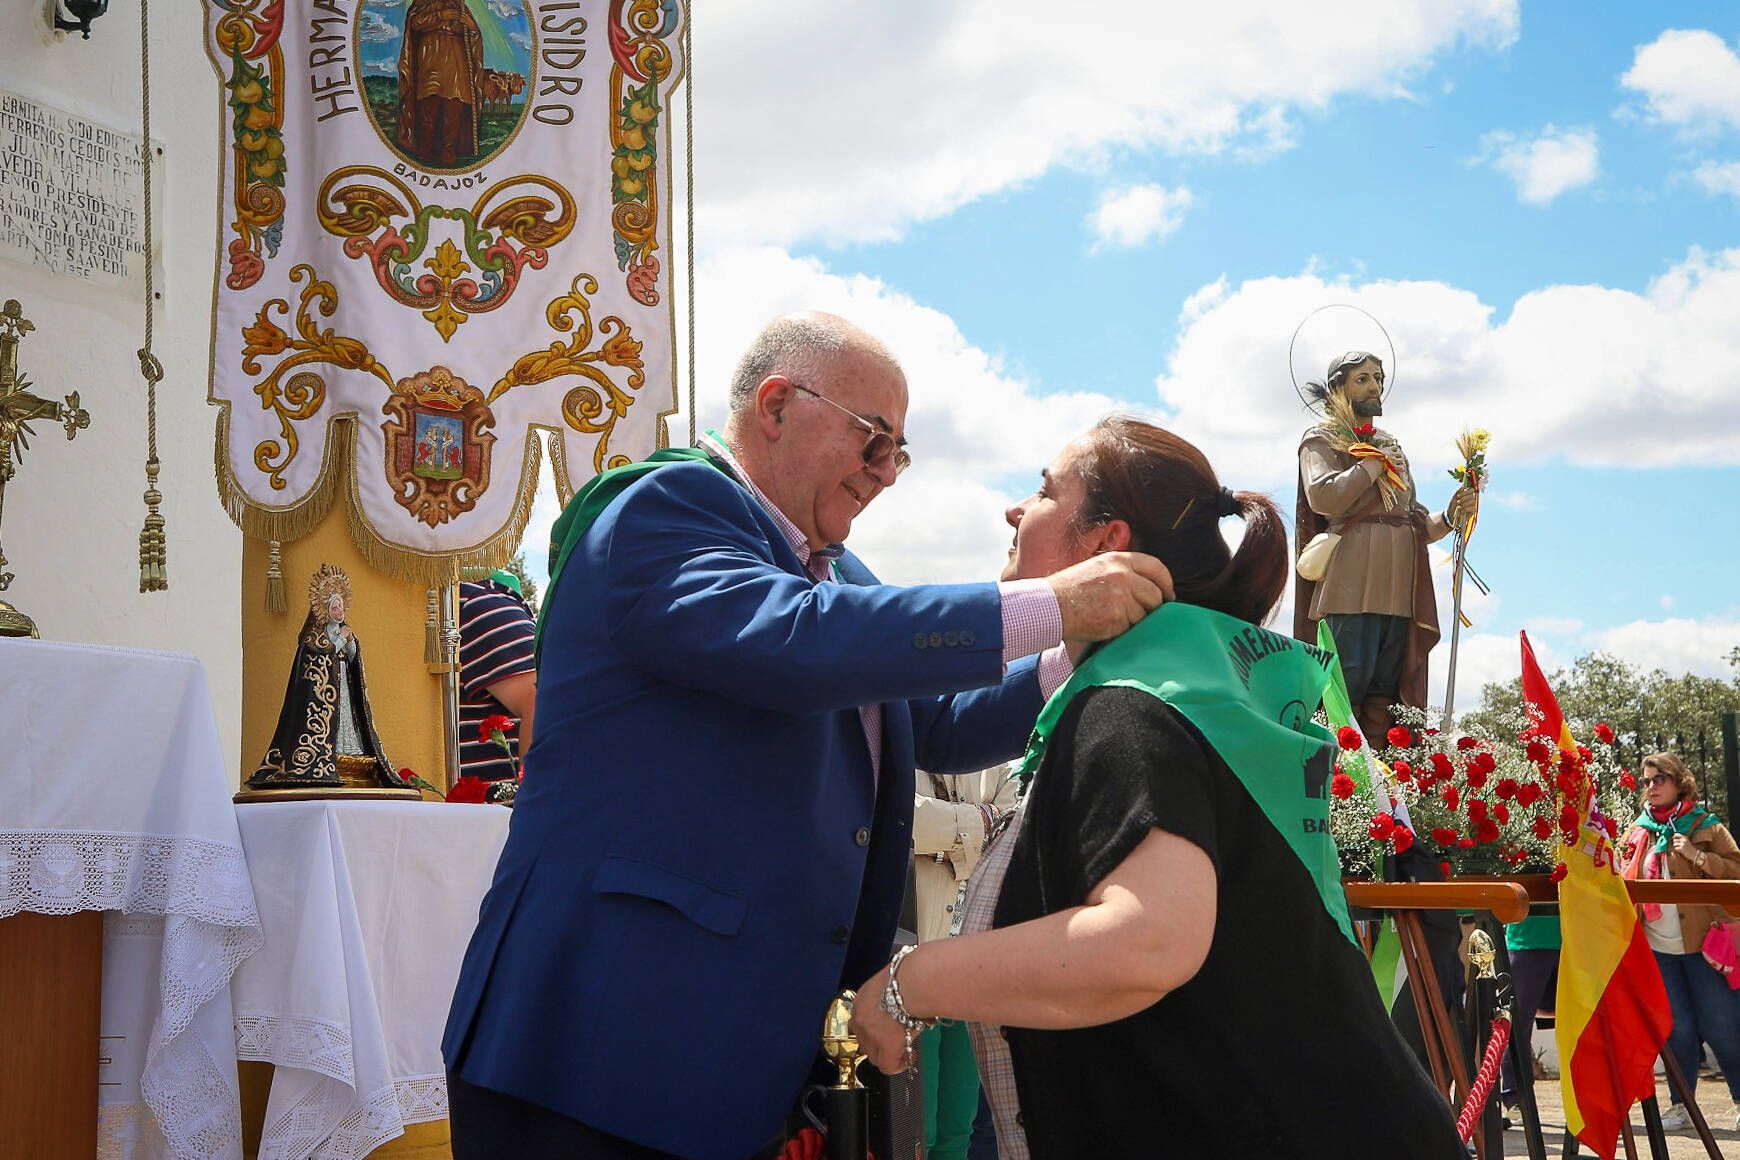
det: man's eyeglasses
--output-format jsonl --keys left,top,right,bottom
{"left": 1643, "top": 773, "right": 1674, "bottom": 789}
{"left": 791, "top": 383, "right": 911, "bottom": 476}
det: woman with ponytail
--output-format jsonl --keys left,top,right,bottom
{"left": 1621, "top": 752, "right": 1740, "bottom": 1131}
{"left": 851, "top": 417, "right": 1459, "bottom": 1158}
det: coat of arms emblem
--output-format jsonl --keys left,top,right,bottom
{"left": 381, "top": 366, "right": 495, "bottom": 526}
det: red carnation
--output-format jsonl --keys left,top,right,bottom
{"left": 477, "top": 713, "right": 514, "bottom": 743}
{"left": 1386, "top": 726, "right": 1414, "bottom": 748}
{"left": 1432, "top": 827, "right": 1459, "bottom": 846}
{"left": 1533, "top": 816, "right": 1553, "bottom": 840}
{"left": 1494, "top": 803, "right": 1510, "bottom": 824}
{"left": 1525, "top": 739, "right": 1553, "bottom": 765}
{"left": 1369, "top": 813, "right": 1397, "bottom": 841}
{"left": 1468, "top": 798, "right": 1489, "bottom": 821}
{"left": 1618, "top": 769, "right": 1636, "bottom": 790}
{"left": 1393, "top": 826, "right": 1416, "bottom": 854}
{"left": 1551, "top": 863, "right": 1569, "bottom": 883}
{"left": 1330, "top": 773, "right": 1356, "bottom": 800}
{"left": 1495, "top": 777, "right": 1519, "bottom": 801}
{"left": 1576, "top": 744, "right": 1592, "bottom": 762}
{"left": 1467, "top": 767, "right": 1489, "bottom": 790}
{"left": 1475, "top": 819, "right": 1501, "bottom": 844}
{"left": 1459, "top": 837, "right": 1477, "bottom": 848}
{"left": 1442, "top": 785, "right": 1460, "bottom": 811}
{"left": 1470, "top": 752, "right": 1497, "bottom": 775}
{"left": 1456, "top": 735, "right": 1479, "bottom": 751}
{"left": 1392, "top": 760, "right": 1412, "bottom": 782}
{"left": 1517, "top": 782, "right": 1543, "bottom": 807}
{"left": 1336, "top": 725, "right": 1363, "bottom": 751}
{"left": 1430, "top": 753, "right": 1455, "bottom": 778}
{"left": 447, "top": 775, "right": 490, "bottom": 804}
{"left": 1594, "top": 722, "right": 1616, "bottom": 744}
{"left": 1440, "top": 861, "right": 1453, "bottom": 877}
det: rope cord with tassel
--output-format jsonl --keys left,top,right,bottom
{"left": 136, "top": 0, "right": 167, "bottom": 592}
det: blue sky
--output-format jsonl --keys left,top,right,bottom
{"left": 523, "top": 1, "right": 1740, "bottom": 711}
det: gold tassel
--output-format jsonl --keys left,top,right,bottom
{"left": 425, "top": 587, "right": 441, "bottom": 665}
{"left": 265, "top": 540, "right": 286, "bottom": 612}
{"left": 138, "top": 455, "right": 167, "bottom": 592}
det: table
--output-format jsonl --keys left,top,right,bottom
{"left": 232, "top": 800, "right": 510, "bottom": 1160}
{"left": 0, "top": 639, "right": 263, "bottom": 1160}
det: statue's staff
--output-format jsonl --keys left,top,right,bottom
{"left": 1441, "top": 428, "right": 1490, "bottom": 729}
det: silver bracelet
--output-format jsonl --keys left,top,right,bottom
{"left": 880, "top": 944, "right": 936, "bottom": 1070}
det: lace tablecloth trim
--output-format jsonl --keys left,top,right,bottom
{"left": 234, "top": 1013, "right": 355, "bottom": 1086}
{"left": 259, "top": 1072, "right": 449, "bottom": 1160}
{"left": 0, "top": 830, "right": 258, "bottom": 927}
{"left": 3, "top": 830, "right": 262, "bottom": 1160}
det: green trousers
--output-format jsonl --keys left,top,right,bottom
{"left": 919, "top": 1020, "right": 981, "bottom": 1160}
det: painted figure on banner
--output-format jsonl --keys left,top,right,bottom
{"left": 245, "top": 564, "right": 404, "bottom": 792}
{"left": 367, "top": 0, "right": 532, "bottom": 172}
{"left": 1292, "top": 351, "right": 1478, "bottom": 744}
{"left": 397, "top": 0, "right": 483, "bottom": 167}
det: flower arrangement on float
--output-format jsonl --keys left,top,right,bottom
{"left": 1329, "top": 706, "right": 1636, "bottom": 880}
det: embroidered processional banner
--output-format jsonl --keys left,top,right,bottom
{"left": 204, "top": 0, "right": 686, "bottom": 582}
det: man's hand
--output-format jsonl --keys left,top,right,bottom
{"left": 1048, "top": 552, "right": 1174, "bottom": 643}
{"left": 1446, "top": 485, "right": 1480, "bottom": 531}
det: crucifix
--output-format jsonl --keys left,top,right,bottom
{"left": 1, "top": 298, "right": 90, "bottom": 638}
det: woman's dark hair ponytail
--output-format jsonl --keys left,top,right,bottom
{"left": 1074, "top": 416, "right": 1289, "bottom": 625}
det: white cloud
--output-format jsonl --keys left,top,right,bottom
{"left": 1086, "top": 184, "right": 1193, "bottom": 252}
{"left": 1590, "top": 617, "right": 1740, "bottom": 679}
{"left": 524, "top": 245, "right": 1137, "bottom": 592}
{"left": 693, "top": 1, "right": 1517, "bottom": 246}
{"left": 1621, "top": 29, "right": 1740, "bottom": 136}
{"left": 1693, "top": 160, "right": 1740, "bottom": 199}
{"left": 1489, "top": 491, "right": 1539, "bottom": 510}
{"left": 1475, "top": 125, "right": 1598, "bottom": 204}
{"left": 1149, "top": 247, "right": 1740, "bottom": 504}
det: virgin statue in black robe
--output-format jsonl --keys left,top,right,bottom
{"left": 241, "top": 563, "right": 416, "bottom": 798}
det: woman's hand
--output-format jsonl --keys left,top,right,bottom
{"left": 848, "top": 967, "right": 912, "bottom": 1074}
{"left": 1671, "top": 833, "right": 1707, "bottom": 870}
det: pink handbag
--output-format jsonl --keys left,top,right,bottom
{"left": 1701, "top": 922, "right": 1740, "bottom": 990}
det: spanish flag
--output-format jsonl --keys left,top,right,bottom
{"left": 1523, "top": 632, "right": 1670, "bottom": 1159}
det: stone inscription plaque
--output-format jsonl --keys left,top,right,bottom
{"left": 0, "top": 87, "right": 163, "bottom": 293}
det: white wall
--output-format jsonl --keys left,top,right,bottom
{"left": 1, "top": 3, "right": 243, "bottom": 773}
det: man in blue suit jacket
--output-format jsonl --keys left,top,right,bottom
{"left": 443, "top": 313, "right": 1171, "bottom": 1158}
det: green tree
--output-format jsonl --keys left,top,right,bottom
{"left": 501, "top": 550, "right": 540, "bottom": 614}
{"left": 1462, "top": 652, "right": 1740, "bottom": 818}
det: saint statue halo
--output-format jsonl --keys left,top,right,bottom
{"left": 1288, "top": 303, "right": 1397, "bottom": 411}
{"left": 236, "top": 563, "right": 422, "bottom": 802}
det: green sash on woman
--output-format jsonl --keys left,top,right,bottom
{"left": 1018, "top": 602, "right": 1354, "bottom": 944}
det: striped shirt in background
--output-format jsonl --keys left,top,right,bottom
{"left": 458, "top": 578, "right": 537, "bottom": 781}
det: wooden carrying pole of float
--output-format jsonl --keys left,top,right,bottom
{"left": 1351, "top": 876, "right": 1740, "bottom": 1160}
{"left": 1344, "top": 879, "right": 1529, "bottom": 1160}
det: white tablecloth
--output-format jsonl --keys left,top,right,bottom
{"left": 0, "top": 638, "right": 263, "bottom": 1160}
{"left": 232, "top": 800, "right": 510, "bottom": 1160}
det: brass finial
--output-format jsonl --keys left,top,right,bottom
{"left": 1468, "top": 928, "right": 1497, "bottom": 980}
{"left": 822, "top": 991, "right": 865, "bottom": 1090}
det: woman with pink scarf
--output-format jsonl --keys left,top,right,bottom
{"left": 1620, "top": 751, "right": 1740, "bottom": 1130}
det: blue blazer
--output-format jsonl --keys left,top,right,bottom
{"left": 443, "top": 462, "right": 1044, "bottom": 1158}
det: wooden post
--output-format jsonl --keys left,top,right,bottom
{"left": 0, "top": 911, "right": 102, "bottom": 1160}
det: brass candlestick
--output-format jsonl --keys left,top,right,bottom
{"left": 0, "top": 299, "right": 90, "bottom": 638}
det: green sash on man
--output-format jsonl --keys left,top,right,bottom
{"left": 1018, "top": 601, "right": 1355, "bottom": 944}
{"left": 534, "top": 445, "right": 726, "bottom": 665}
